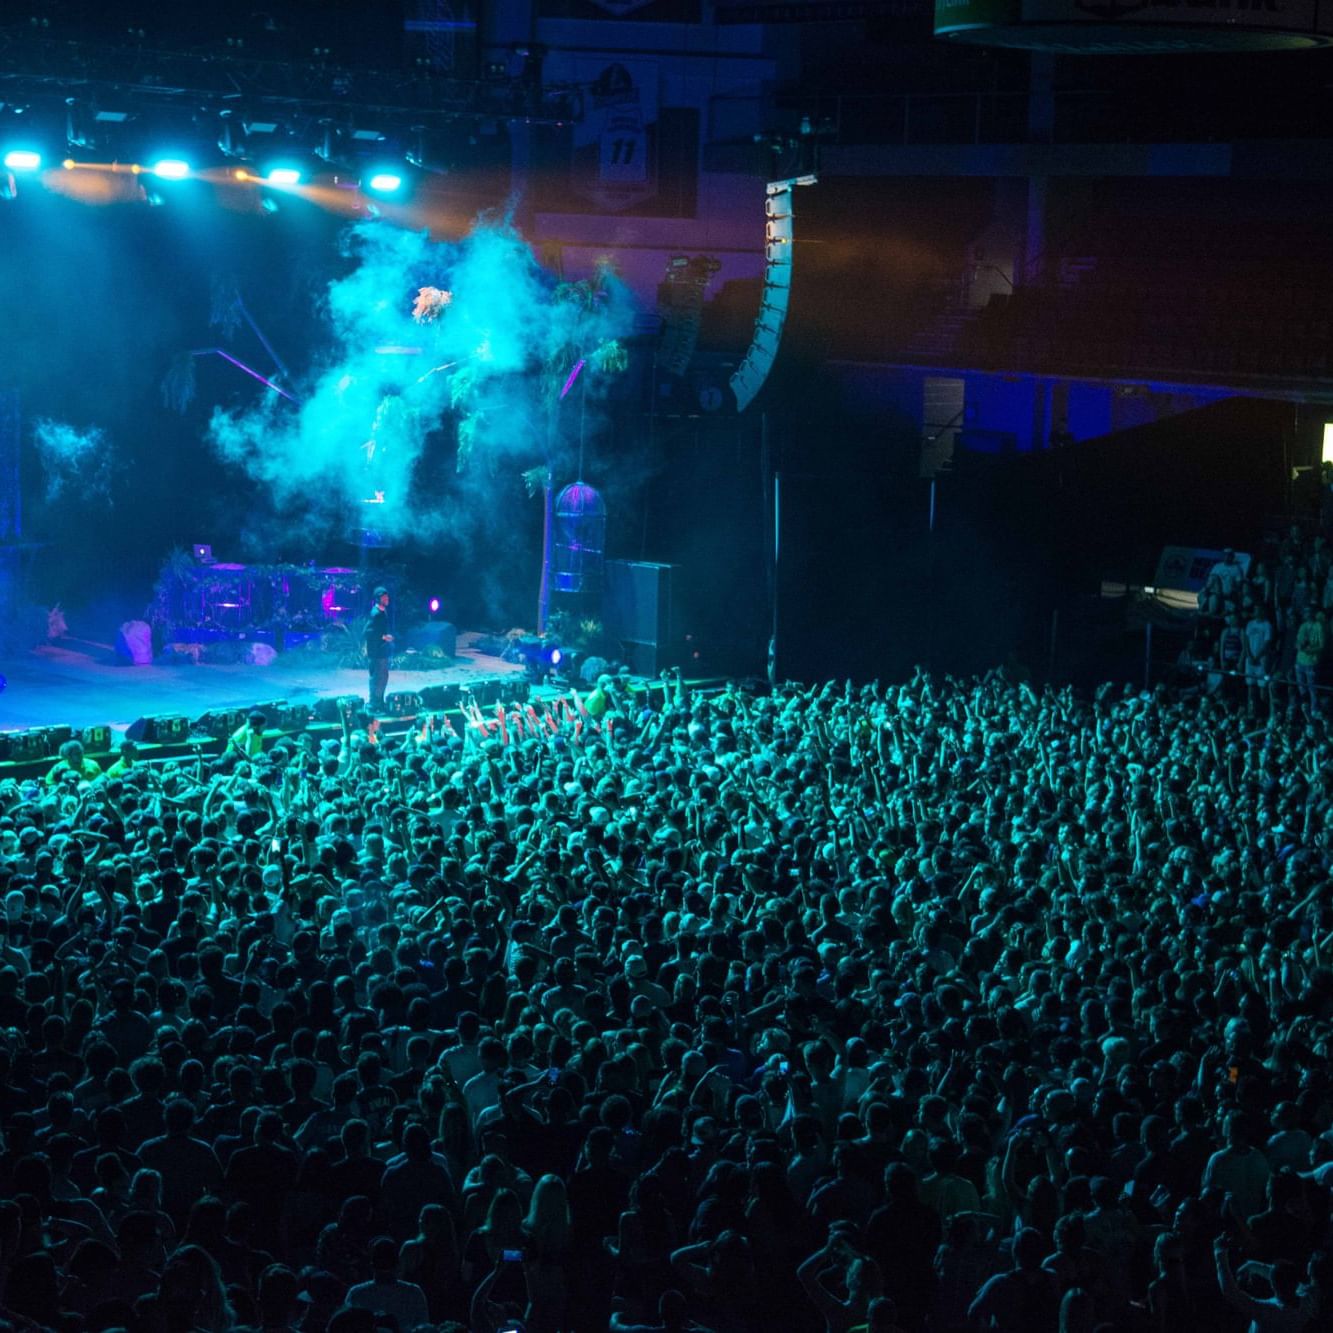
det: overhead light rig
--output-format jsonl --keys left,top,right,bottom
{"left": 0, "top": 22, "right": 579, "bottom": 132}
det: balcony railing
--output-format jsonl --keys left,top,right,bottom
{"left": 786, "top": 87, "right": 1333, "bottom": 148}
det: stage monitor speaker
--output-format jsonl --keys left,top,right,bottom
{"left": 604, "top": 560, "right": 677, "bottom": 676}
{"left": 313, "top": 696, "right": 362, "bottom": 723}
{"left": 126, "top": 714, "right": 191, "bottom": 744}
{"left": 193, "top": 708, "right": 246, "bottom": 741}
{"left": 0, "top": 730, "right": 49, "bottom": 763}
{"left": 464, "top": 677, "right": 528, "bottom": 708}
{"left": 79, "top": 724, "right": 112, "bottom": 754}
{"left": 0, "top": 730, "right": 44, "bottom": 762}
{"left": 418, "top": 683, "right": 460, "bottom": 710}
{"left": 404, "top": 621, "right": 457, "bottom": 658}
{"left": 386, "top": 691, "right": 423, "bottom": 716}
{"left": 249, "top": 699, "right": 310, "bottom": 733}
{"left": 278, "top": 702, "right": 312, "bottom": 733}
{"left": 42, "top": 724, "right": 72, "bottom": 750}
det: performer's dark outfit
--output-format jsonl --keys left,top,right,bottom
{"left": 365, "top": 596, "right": 391, "bottom": 711}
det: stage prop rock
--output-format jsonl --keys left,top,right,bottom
{"left": 116, "top": 620, "right": 154, "bottom": 665}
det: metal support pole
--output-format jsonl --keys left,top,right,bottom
{"left": 537, "top": 473, "right": 553, "bottom": 634}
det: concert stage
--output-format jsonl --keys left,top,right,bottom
{"left": 0, "top": 630, "right": 527, "bottom": 737}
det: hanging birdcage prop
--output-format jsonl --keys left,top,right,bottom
{"left": 552, "top": 481, "right": 606, "bottom": 596}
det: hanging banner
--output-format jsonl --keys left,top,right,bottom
{"left": 546, "top": 55, "right": 661, "bottom": 211}
{"left": 597, "top": 77, "right": 649, "bottom": 186}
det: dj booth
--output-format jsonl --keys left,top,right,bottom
{"left": 158, "top": 560, "right": 368, "bottom": 632}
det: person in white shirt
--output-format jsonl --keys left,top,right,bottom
{"left": 1203, "top": 1114, "right": 1271, "bottom": 1221}
{"left": 1243, "top": 607, "right": 1275, "bottom": 710}
{"left": 463, "top": 1037, "right": 508, "bottom": 1127}
{"left": 440, "top": 1012, "right": 484, "bottom": 1087}
{"left": 345, "top": 1236, "right": 430, "bottom": 1331}
{"left": 1204, "top": 549, "right": 1244, "bottom": 614}
{"left": 1265, "top": 1103, "right": 1313, "bottom": 1173}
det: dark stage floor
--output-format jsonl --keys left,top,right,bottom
{"left": 0, "top": 631, "right": 526, "bottom": 737}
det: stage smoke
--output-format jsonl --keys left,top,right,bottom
{"left": 206, "top": 216, "right": 634, "bottom": 544}
{"left": 31, "top": 419, "right": 113, "bottom": 499}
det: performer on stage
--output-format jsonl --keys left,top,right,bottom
{"left": 365, "top": 586, "right": 393, "bottom": 713}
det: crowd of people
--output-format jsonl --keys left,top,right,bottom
{"left": 0, "top": 661, "right": 1331, "bottom": 1333}
{"left": 1194, "top": 526, "right": 1330, "bottom": 712}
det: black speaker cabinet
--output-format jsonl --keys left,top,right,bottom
{"left": 604, "top": 560, "right": 677, "bottom": 676}
{"left": 126, "top": 715, "right": 191, "bottom": 744}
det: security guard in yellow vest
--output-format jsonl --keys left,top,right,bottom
{"left": 228, "top": 710, "right": 268, "bottom": 759}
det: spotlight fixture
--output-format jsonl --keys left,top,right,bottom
{"left": 150, "top": 158, "right": 191, "bottom": 180}
{"left": 366, "top": 169, "right": 404, "bottom": 194}
{"left": 2, "top": 149, "right": 42, "bottom": 172}
{"left": 428, "top": 596, "right": 442, "bottom": 615}
{"left": 512, "top": 636, "right": 563, "bottom": 680}
{"left": 263, "top": 165, "right": 302, "bottom": 185}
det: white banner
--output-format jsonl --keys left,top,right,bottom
{"left": 545, "top": 54, "right": 660, "bottom": 210}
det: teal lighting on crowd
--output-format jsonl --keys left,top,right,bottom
{"left": 150, "top": 158, "right": 192, "bottom": 180}
{"left": 3, "top": 149, "right": 42, "bottom": 172}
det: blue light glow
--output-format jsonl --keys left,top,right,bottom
{"left": 3, "top": 149, "right": 42, "bottom": 172}
{"left": 150, "top": 159, "right": 191, "bottom": 180}
{"left": 367, "top": 171, "right": 404, "bottom": 194}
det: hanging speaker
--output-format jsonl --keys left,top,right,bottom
{"left": 731, "top": 175, "right": 815, "bottom": 413}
